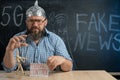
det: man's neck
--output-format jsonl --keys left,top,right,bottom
{"left": 34, "top": 39, "right": 40, "bottom": 45}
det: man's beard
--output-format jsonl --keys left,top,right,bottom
{"left": 26, "top": 28, "right": 45, "bottom": 41}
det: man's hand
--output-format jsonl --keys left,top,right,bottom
{"left": 7, "top": 35, "right": 28, "bottom": 51}
{"left": 47, "top": 56, "right": 66, "bottom": 71}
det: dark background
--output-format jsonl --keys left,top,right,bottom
{"left": 0, "top": 0, "right": 120, "bottom": 72}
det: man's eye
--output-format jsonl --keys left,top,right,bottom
{"left": 29, "top": 20, "right": 34, "bottom": 22}
{"left": 36, "top": 20, "right": 41, "bottom": 22}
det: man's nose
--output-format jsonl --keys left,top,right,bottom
{"left": 32, "top": 21, "right": 38, "bottom": 26}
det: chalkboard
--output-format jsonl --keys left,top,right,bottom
{"left": 0, "top": 0, "right": 120, "bottom": 72}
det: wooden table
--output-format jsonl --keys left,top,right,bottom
{"left": 0, "top": 70, "right": 117, "bottom": 80}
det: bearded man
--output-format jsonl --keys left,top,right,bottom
{"left": 2, "top": 0, "right": 72, "bottom": 72}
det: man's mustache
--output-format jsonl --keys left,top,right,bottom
{"left": 25, "top": 28, "right": 46, "bottom": 40}
{"left": 31, "top": 26, "right": 39, "bottom": 30}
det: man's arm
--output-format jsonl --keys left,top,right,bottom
{"left": 60, "top": 59, "right": 72, "bottom": 72}
{"left": 47, "top": 56, "right": 72, "bottom": 72}
{"left": 3, "top": 47, "right": 16, "bottom": 68}
{"left": 3, "top": 35, "right": 28, "bottom": 70}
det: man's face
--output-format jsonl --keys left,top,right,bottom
{"left": 26, "top": 16, "right": 47, "bottom": 40}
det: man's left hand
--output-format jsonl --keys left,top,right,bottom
{"left": 47, "top": 56, "right": 66, "bottom": 71}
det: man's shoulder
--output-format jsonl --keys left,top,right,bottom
{"left": 46, "top": 30, "right": 64, "bottom": 47}
{"left": 47, "top": 30, "right": 61, "bottom": 40}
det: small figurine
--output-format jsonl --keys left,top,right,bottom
{"left": 16, "top": 50, "right": 26, "bottom": 75}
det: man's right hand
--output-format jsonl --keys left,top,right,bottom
{"left": 6, "top": 35, "right": 28, "bottom": 51}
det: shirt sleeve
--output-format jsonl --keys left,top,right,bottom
{"left": 1, "top": 62, "right": 18, "bottom": 72}
{"left": 55, "top": 37, "right": 72, "bottom": 61}
{"left": 54, "top": 37, "right": 73, "bottom": 70}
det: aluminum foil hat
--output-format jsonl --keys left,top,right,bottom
{"left": 26, "top": 0, "right": 46, "bottom": 18}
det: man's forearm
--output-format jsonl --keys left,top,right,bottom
{"left": 60, "top": 60, "right": 72, "bottom": 72}
{"left": 3, "top": 48, "right": 16, "bottom": 68}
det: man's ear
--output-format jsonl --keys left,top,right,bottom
{"left": 44, "top": 19, "right": 48, "bottom": 26}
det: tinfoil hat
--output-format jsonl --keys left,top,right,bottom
{"left": 26, "top": 0, "right": 46, "bottom": 18}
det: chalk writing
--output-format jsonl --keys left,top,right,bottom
{"left": 1, "top": 6, "right": 12, "bottom": 26}
{"left": 75, "top": 13, "right": 120, "bottom": 51}
{"left": 1, "top": 5, "right": 23, "bottom": 27}
{"left": 13, "top": 5, "right": 23, "bottom": 27}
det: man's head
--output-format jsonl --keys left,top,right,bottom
{"left": 25, "top": 0, "right": 47, "bottom": 40}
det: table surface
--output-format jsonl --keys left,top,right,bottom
{"left": 0, "top": 70, "right": 117, "bottom": 80}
